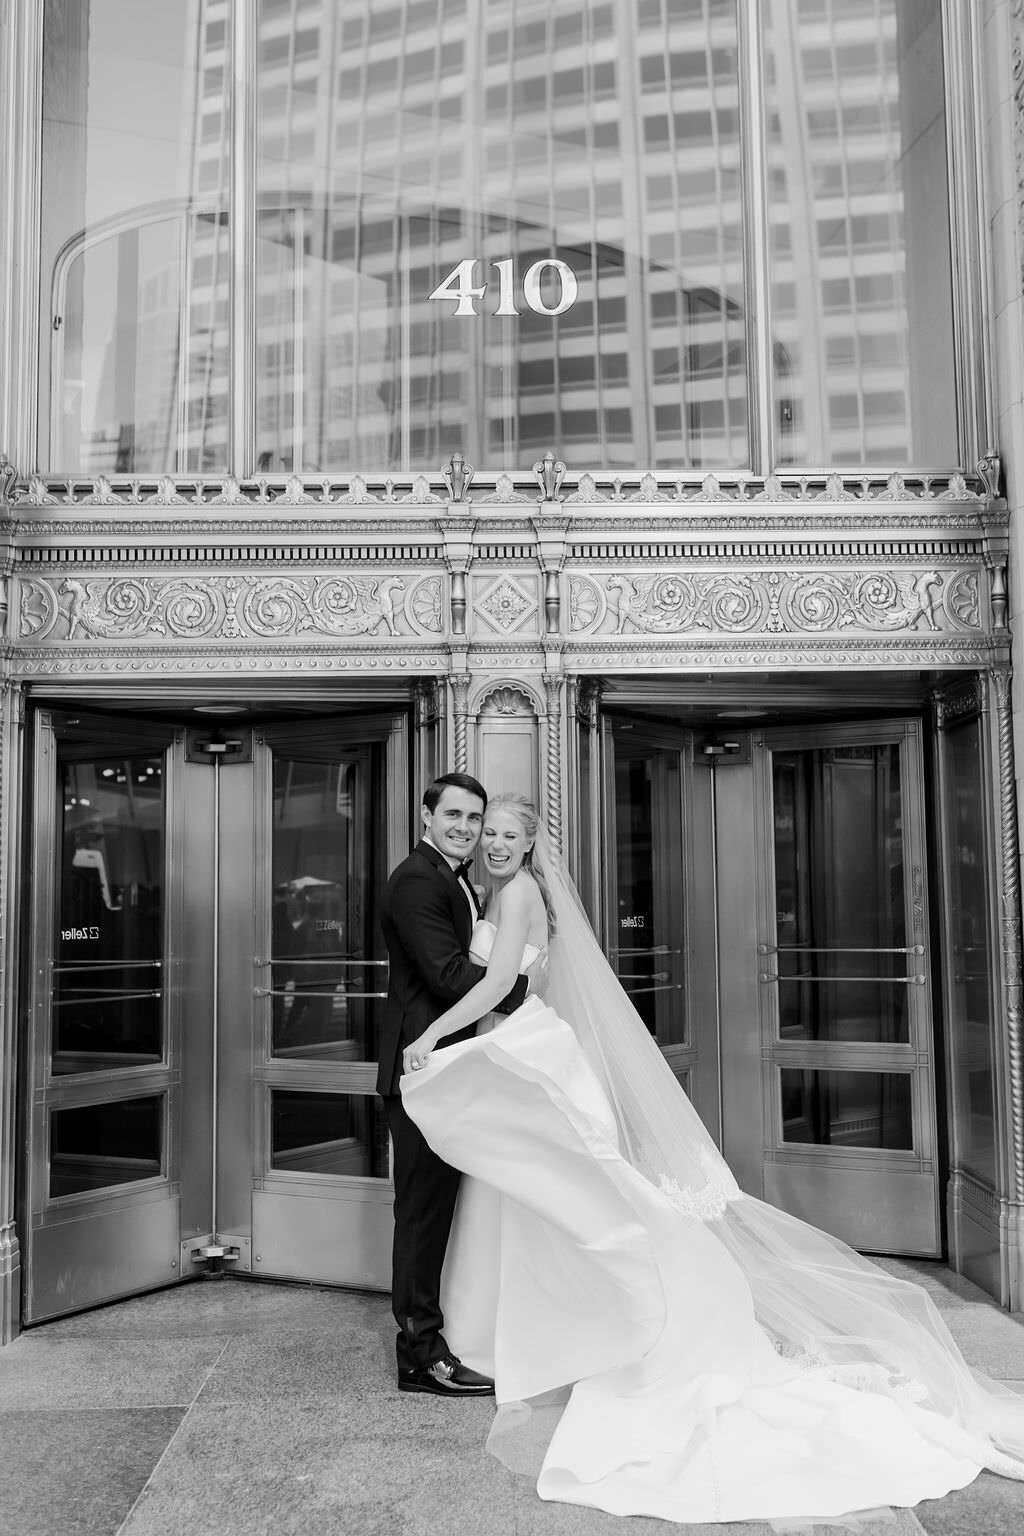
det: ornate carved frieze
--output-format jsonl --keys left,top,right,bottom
{"left": 2, "top": 454, "right": 1008, "bottom": 674}
{"left": 9, "top": 466, "right": 990, "bottom": 514}
{"left": 567, "top": 568, "right": 982, "bottom": 638}
{"left": 561, "top": 638, "right": 998, "bottom": 672}
{"left": 11, "top": 645, "right": 448, "bottom": 678}
{"left": 16, "top": 573, "right": 444, "bottom": 644}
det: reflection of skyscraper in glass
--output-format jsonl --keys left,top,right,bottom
{"left": 169, "top": 1, "right": 953, "bottom": 473}
{"left": 764, "top": 0, "right": 954, "bottom": 466}
{"left": 231, "top": 0, "right": 750, "bottom": 474}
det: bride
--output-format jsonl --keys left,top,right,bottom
{"left": 400, "top": 793, "right": 1024, "bottom": 1525}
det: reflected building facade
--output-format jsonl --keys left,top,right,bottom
{"left": 42, "top": 0, "right": 956, "bottom": 476}
{"left": 2, "top": 0, "right": 1024, "bottom": 1340}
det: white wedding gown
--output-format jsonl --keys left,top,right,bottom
{"left": 400, "top": 919, "right": 1024, "bottom": 1525}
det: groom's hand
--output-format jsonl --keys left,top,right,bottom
{"left": 524, "top": 949, "right": 549, "bottom": 999}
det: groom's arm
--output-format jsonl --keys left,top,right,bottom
{"left": 389, "top": 865, "right": 487, "bottom": 1003}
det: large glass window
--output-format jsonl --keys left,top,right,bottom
{"left": 253, "top": 0, "right": 745, "bottom": 472}
{"left": 764, "top": 0, "right": 956, "bottom": 465}
{"left": 39, "top": 0, "right": 959, "bottom": 475}
{"left": 41, "top": 0, "right": 230, "bottom": 473}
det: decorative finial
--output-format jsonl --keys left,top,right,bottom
{"left": 442, "top": 451, "right": 474, "bottom": 505}
{"left": 533, "top": 450, "right": 565, "bottom": 504}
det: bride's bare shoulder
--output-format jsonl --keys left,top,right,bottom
{"left": 515, "top": 869, "right": 548, "bottom": 921}
{"left": 491, "top": 870, "right": 544, "bottom": 919}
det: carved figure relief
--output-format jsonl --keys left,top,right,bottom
{"left": 16, "top": 573, "right": 440, "bottom": 643}
{"left": 577, "top": 569, "right": 983, "bottom": 637}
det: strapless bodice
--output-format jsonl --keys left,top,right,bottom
{"left": 470, "top": 918, "right": 543, "bottom": 973}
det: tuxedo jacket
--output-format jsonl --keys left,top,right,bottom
{"left": 376, "top": 839, "right": 527, "bottom": 1096}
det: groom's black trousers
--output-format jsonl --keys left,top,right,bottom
{"left": 385, "top": 1092, "right": 461, "bottom": 1372}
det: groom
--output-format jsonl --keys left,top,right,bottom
{"left": 378, "top": 771, "right": 531, "bottom": 1396}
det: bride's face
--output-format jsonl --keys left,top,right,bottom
{"left": 480, "top": 809, "right": 532, "bottom": 882}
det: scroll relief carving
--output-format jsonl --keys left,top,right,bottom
{"left": 17, "top": 573, "right": 444, "bottom": 643}
{"left": 569, "top": 569, "right": 982, "bottom": 637}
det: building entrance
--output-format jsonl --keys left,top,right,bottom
{"left": 605, "top": 714, "right": 941, "bottom": 1257}
{"left": 21, "top": 705, "right": 407, "bottom": 1325}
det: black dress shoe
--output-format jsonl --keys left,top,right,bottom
{"left": 398, "top": 1353, "right": 495, "bottom": 1397}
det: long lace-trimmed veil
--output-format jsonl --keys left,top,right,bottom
{"left": 526, "top": 823, "right": 1024, "bottom": 1477}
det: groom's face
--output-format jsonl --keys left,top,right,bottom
{"left": 422, "top": 786, "right": 484, "bottom": 865}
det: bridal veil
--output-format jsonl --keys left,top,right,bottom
{"left": 522, "top": 823, "right": 1024, "bottom": 1478}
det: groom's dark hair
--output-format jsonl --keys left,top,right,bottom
{"left": 423, "top": 771, "right": 487, "bottom": 813}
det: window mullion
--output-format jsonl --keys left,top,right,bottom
{"left": 941, "top": 0, "right": 990, "bottom": 469}
{"left": 231, "top": 0, "right": 257, "bottom": 479}
{"left": 3, "top": 0, "right": 44, "bottom": 471}
{"left": 738, "top": 0, "right": 773, "bottom": 478}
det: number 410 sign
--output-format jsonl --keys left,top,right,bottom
{"left": 427, "top": 257, "right": 578, "bottom": 317}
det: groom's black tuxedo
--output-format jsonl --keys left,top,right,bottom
{"left": 377, "top": 839, "right": 526, "bottom": 1095}
{"left": 378, "top": 837, "right": 528, "bottom": 1375}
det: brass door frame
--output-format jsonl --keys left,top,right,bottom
{"left": 23, "top": 710, "right": 188, "bottom": 1323}
{"left": 601, "top": 708, "right": 942, "bottom": 1257}
{"left": 738, "top": 717, "right": 941, "bottom": 1255}
{"left": 243, "top": 714, "right": 407, "bottom": 1289}
{"left": 22, "top": 706, "right": 407, "bottom": 1324}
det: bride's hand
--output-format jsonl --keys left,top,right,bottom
{"left": 403, "top": 1029, "right": 438, "bottom": 1075}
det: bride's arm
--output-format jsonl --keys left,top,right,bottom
{"left": 402, "top": 882, "right": 533, "bottom": 1071}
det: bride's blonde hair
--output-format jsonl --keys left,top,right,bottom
{"left": 484, "top": 793, "right": 555, "bottom": 931}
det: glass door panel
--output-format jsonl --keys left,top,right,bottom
{"left": 55, "top": 752, "right": 164, "bottom": 1074}
{"left": 936, "top": 697, "right": 1001, "bottom": 1296}
{"left": 270, "top": 1091, "right": 390, "bottom": 1179}
{"left": 610, "top": 746, "right": 686, "bottom": 1044}
{"left": 779, "top": 1070, "right": 913, "bottom": 1151}
{"left": 49, "top": 1095, "right": 164, "bottom": 1197}
{"left": 603, "top": 720, "right": 720, "bottom": 1136}
{"left": 268, "top": 747, "right": 383, "bottom": 1063}
{"left": 754, "top": 720, "right": 940, "bottom": 1255}
{"left": 771, "top": 745, "right": 915, "bottom": 1047}
{"left": 247, "top": 717, "right": 405, "bottom": 1291}
{"left": 24, "top": 711, "right": 183, "bottom": 1324}
{"left": 940, "top": 717, "right": 998, "bottom": 1187}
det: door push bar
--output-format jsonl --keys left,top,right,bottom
{"left": 758, "top": 972, "right": 927, "bottom": 985}
{"left": 759, "top": 944, "right": 926, "bottom": 955}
